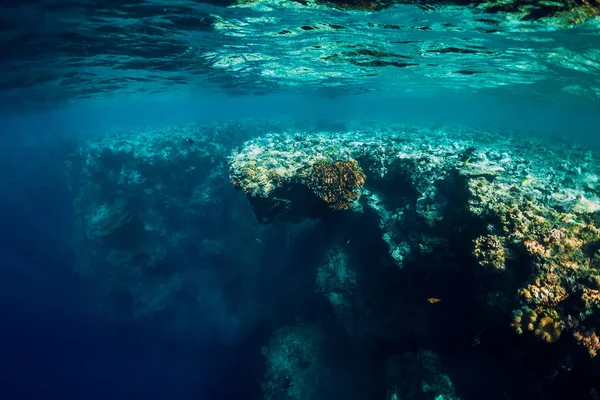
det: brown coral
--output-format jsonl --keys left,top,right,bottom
{"left": 473, "top": 234, "right": 507, "bottom": 273}
{"left": 307, "top": 159, "right": 366, "bottom": 210}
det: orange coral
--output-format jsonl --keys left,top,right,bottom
{"left": 581, "top": 288, "right": 600, "bottom": 310}
{"left": 573, "top": 329, "right": 600, "bottom": 357}
{"left": 307, "top": 159, "right": 366, "bottom": 210}
{"left": 524, "top": 239, "right": 551, "bottom": 258}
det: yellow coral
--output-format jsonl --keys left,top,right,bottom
{"left": 511, "top": 308, "right": 537, "bottom": 335}
{"left": 533, "top": 316, "right": 562, "bottom": 343}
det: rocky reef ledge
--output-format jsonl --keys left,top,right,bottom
{"left": 230, "top": 124, "right": 600, "bottom": 361}
{"left": 65, "top": 120, "right": 600, "bottom": 399}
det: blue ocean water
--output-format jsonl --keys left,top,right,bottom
{"left": 2, "top": 1, "right": 600, "bottom": 400}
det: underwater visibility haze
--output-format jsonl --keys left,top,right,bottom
{"left": 3, "top": 0, "right": 600, "bottom": 399}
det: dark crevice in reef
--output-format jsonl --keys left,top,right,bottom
{"left": 362, "top": 158, "right": 422, "bottom": 208}
{"left": 249, "top": 183, "right": 333, "bottom": 223}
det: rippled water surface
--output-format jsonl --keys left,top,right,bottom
{"left": 2, "top": 0, "right": 600, "bottom": 111}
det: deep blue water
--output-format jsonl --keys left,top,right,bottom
{"left": 0, "top": 148, "right": 258, "bottom": 400}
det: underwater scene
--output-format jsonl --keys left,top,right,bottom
{"left": 2, "top": 0, "right": 600, "bottom": 399}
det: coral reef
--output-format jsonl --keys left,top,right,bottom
{"left": 229, "top": 121, "right": 600, "bottom": 365}
{"left": 63, "top": 119, "right": 600, "bottom": 400}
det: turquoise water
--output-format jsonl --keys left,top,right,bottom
{"left": 1, "top": 1, "right": 600, "bottom": 399}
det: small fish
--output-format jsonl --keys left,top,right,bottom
{"left": 521, "top": 176, "right": 535, "bottom": 186}
{"left": 346, "top": 237, "right": 352, "bottom": 244}
{"left": 426, "top": 297, "right": 441, "bottom": 304}
{"left": 185, "top": 138, "right": 195, "bottom": 144}
{"left": 463, "top": 157, "right": 471, "bottom": 166}
{"left": 256, "top": 238, "right": 263, "bottom": 244}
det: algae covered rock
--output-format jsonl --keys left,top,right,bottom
{"left": 315, "top": 246, "right": 358, "bottom": 335}
{"left": 386, "top": 349, "right": 460, "bottom": 400}
{"left": 85, "top": 198, "right": 132, "bottom": 239}
{"left": 67, "top": 122, "right": 259, "bottom": 327}
{"left": 261, "top": 324, "right": 329, "bottom": 400}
